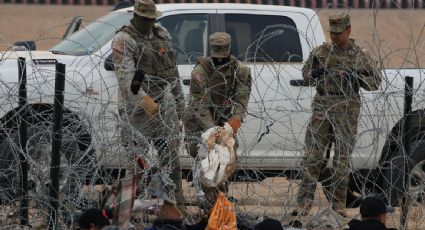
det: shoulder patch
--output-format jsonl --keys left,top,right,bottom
{"left": 112, "top": 38, "right": 124, "bottom": 53}
{"left": 193, "top": 64, "right": 207, "bottom": 75}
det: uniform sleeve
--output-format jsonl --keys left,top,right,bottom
{"left": 302, "top": 47, "right": 321, "bottom": 85}
{"left": 357, "top": 50, "right": 382, "bottom": 91}
{"left": 232, "top": 66, "right": 252, "bottom": 122}
{"left": 187, "top": 65, "right": 214, "bottom": 130}
{"left": 112, "top": 33, "right": 146, "bottom": 102}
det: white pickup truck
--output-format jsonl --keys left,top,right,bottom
{"left": 0, "top": 3, "right": 424, "bottom": 207}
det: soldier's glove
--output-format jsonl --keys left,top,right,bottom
{"left": 139, "top": 95, "right": 159, "bottom": 118}
{"left": 310, "top": 69, "right": 329, "bottom": 79}
{"left": 131, "top": 70, "right": 145, "bottom": 94}
{"left": 228, "top": 118, "right": 241, "bottom": 135}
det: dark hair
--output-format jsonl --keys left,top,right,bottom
{"left": 360, "top": 196, "right": 394, "bottom": 218}
{"left": 254, "top": 218, "right": 283, "bottom": 230}
{"left": 78, "top": 208, "right": 112, "bottom": 229}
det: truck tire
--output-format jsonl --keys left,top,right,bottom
{"left": 0, "top": 120, "right": 94, "bottom": 209}
{"left": 384, "top": 140, "right": 425, "bottom": 206}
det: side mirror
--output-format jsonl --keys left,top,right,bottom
{"left": 62, "top": 15, "right": 83, "bottom": 40}
{"left": 104, "top": 54, "right": 114, "bottom": 71}
{"left": 13, "top": 41, "right": 36, "bottom": 51}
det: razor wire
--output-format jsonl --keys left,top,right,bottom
{"left": 0, "top": 5, "right": 424, "bottom": 230}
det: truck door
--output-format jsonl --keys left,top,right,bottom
{"left": 216, "top": 10, "right": 315, "bottom": 169}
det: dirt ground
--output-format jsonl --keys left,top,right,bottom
{"left": 214, "top": 177, "right": 424, "bottom": 229}
{"left": 2, "top": 178, "right": 425, "bottom": 229}
{"left": 0, "top": 5, "right": 424, "bottom": 67}
{"left": 146, "top": 178, "right": 423, "bottom": 229}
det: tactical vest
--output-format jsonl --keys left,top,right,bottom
{"left": 314, "top": 43, "right": 362, "bottom": 97}
{"left": 198, "top": 56, "right": 240, "bottom": 125}
{"left": 120, "top": 25, "right": 178, "bottom": 99}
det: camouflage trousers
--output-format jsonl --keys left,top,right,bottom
{"left": 296, "top": 108, "right": 359, "bottom": 211}
{"left": 118, "top": 92, "right": 184, "bottom": 219}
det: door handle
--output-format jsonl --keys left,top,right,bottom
{"left": 290, "top": 79, "right": 305, "bottom": 86}
{"left": 183, "top": 79, "right": 191, "bottom": 86}
{"left": 289, "top": 79, "right": 316, "bottom": 86}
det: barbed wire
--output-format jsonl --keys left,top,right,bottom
{"left": 0, "top": 5, "right": 424, "bottom": 230}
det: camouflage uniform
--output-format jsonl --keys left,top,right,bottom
{"left": 111, "top": 0, "right": 184, "bottom": 225}
{"left": 184, "top": 32, "right": 252, "bottom": 210}
{"left": 295, "top": 14, "right": 382, "bottom": 214}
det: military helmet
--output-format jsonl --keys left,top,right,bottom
{"left": 134, "top": 0, "right": 162, "bottom": 19}
{"left": 329, "top": 13, "right": 350, "bottom": 33}
{"left": 209, "top": 32, "right": 231, "bottom": 58}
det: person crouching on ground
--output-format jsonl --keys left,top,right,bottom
{"left": 345, "top": 196, "right": 396, "bottom": 230}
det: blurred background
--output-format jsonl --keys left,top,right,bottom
{"left": 0, "top": 1, "right": 424, "bottom": 67}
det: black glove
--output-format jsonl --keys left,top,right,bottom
{"left": 130, "top": 70, "right": 145, "bottom": 94}
{"left": 343, "top": 69, "right": 358, "bottom": 78}
{"left": 311, "top": 69, "right": 328, "bottom": 79}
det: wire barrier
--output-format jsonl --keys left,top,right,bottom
{"left": 0, "top": 4, "right": 424, "bottom": 230}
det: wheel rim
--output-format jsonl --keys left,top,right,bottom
{"left": 26, "top": 128, "right": 71, "bottom": 199}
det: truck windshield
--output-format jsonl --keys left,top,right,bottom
{"left": 50, "top": 12, "right": 132, "bottom": 56}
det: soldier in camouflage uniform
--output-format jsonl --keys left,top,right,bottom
{"left": 184, "top": 32, "right": 252, "bottom": 210}
{"left": 292, "top": 13, "right": 382, "bottom": 217}
{"left": 111, "top": 0, "right": 185, "bottom": 226}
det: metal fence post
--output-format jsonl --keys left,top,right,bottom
{"left": 47, "top": 63, "right": 66, "bottom": 230}
{"left": 400, "top": 76, "right": 413, "bottom": 229}
{"left": 18, "top": 57, "right": 29, "bottom": 226}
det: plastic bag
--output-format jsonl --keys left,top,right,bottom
{"left": 195, "top": 123, "right": 237, "bottom": 188}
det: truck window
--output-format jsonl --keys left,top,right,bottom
{"left": 50, "top": 12, "right": 132, "bottom": 56}
{"left": 158, "top": 14, "right": 209, "bottom": 65}
{"left": 224, "top": 14, "right": 303, "bottom": 62}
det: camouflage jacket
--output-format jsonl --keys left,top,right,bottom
{"left": 112, "top": 23, "right": 184, "bottom": 116}
{"left": 185, "top": 56, "right": 252, "bottom": 132}
{"left": 302, "top": 39, "right": 382, "bottom": 110}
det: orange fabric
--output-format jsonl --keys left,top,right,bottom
{"left": 206, "top": 192, "right": 237, "bottom": 230}
{"left": 228, "top": 118, "right": 241, "bottom": 135}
